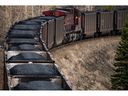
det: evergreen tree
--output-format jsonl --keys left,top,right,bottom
{"left": 111, "top": 21, "right": 128, "bottom": 90}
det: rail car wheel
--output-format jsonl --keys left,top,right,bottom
{"left": 111, "top": 31, "right": 116, "bottom": 35}
{"left": 63, "top": 34, "right": 70, "bottom": 43}
{"left": 94, "top": 32, "right": 102, "bottom": 38}
{"left": 74, "top": 33, "right": 79, "bottom": 41}
{"left": 111, "top": 30, "right": 118, "bottom": 35}
{"left": 63, "top": 36, "right": 67, "bottom": 44}
{"left": 74, "top": 33, "right": 78, "bottom": 41}
{"left": 79, "top": 33, "right": 84, "bottom": 40}
{"left": 71, "top": 34, "right": 74, "bottom": 41}
{"left": 94, "top": 32, "right": 99, "bottom": 38}
{"left": 82, "top": 34, "right": 86, "bottom": 39}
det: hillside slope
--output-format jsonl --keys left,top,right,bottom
{"left": 51, "top": 36, "right": 121, "bottom": 90}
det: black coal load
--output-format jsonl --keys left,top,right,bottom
{"left": 13, "top": 81, "right": 63, "bottom": 90}
{"left": 8, "top": 30, "right": 38, "bottom": 38}
{"left": 8, "top": 52, "right": 52, "bottom": 62}
{"left": 29, "top": 19, "right": 46, "bottom": 23}
{"left": 10, "top": 64, "right": 59, "bottom": 76}
{"left": 28, "top": 16, "right": 55, "bottom": 23}
{"left": 7, "top": 38, "right": 38, "bottom": 44}
{"left": 18, "top": 21, "right": 41, "bottom": 25}
{"left": 36, "top": 16, "right": 56, "bottom": 20}
{"left": 8, "top": 44, "right": 43, "bottom": 51}
{"left": 12, "top": 24, "right": 41, "bottom": 30}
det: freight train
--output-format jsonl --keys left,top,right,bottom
{"left": 41, "top": 7, "right": 128, "bottom": 49}
{"left": 4, "top": 6, "right": 128, "bottom": 90}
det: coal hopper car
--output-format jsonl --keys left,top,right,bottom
{"left": 4, "top": 17, "right": 71, "bottom": 90}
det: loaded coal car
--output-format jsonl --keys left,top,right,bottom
{"left": 94, "top": 10, "right": 128, "bottom": 36}
{"left": 6, "top": 36, "right": 45, "bottom": 51}
{"left": 6, "top": 31, "right": 46, "bottom": 51}
{"left": 27, "top": 16, "right": 65, "bottom": 49}
{"left": 5, "top": 20, "right": 44, "bottom": 50}
{"left": 81, "top": 10, "right": 114, "bottom": 38}
{"left": 40, "top": 16, "right": 65, "bottom": 48}
{"left": 38, "top": 16, "right": 56, "bottom": 49}
{"left": 53, "top": 16, "right": 65, "bottom": 46}
{"left": 115, "top": 9, "right": 128, "bottom": 33}
{"left": 99, "top": 11, "right": 113, "bottom": 35}
{"left": 81, "top": 11, "right": 97, "bottom": 37}
{"left": 4, "top": 46, "right": 71, "bottom": 90}
{"left": 4, "top": 44, "right": 71, "bottom": 90}
{"left": 81, "top": 9, "right": 128, "bottom": 38}
{"left": 4, "top": 49, "right": 71, "bottom": 90}
{"left": 5, "top": 51, "right": 54, "bottom": 63}
{"left": 5, "top": 19, "right": 47, "bottom": 51}
{"left": 7, "top": 21, "right": 42, "bottom": 40}
{"left": 6, "top": 63, "right": 71, "bottom": 90}
{"left": 23, "top": 16, "right": 57, "bottom": 49}
{"left": 98, "top": 9, "right": 128, "bottom": 35}
{"left": 38, "top": 16, "right": 65, "bottom": 48}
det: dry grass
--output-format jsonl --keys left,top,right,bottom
{"left": 51, "top": 36, "right": 121, "bottom": 90}
{"left": 0, "top": 49, "right": 4, "bottom": 89}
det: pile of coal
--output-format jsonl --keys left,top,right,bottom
{"left": 8, "top": 38, "right": 38, "bottom": 44}
{"left": 10, "top": 64, "right": 59, "bottom": 76}
{"left": 9, "top": 44, "right": 42, "bottom": 51}
{"left": 12, "top": 24, "right": 41, "bottom": 30}
{"left": 19, "top": 21, "right": 41, "bottom": 25}
{"left": 13, "top": 81, "right": 63, "bottom": 90}
{"left": 8, "top": 52, "right": 52, "bottom": 61}
{"left": 8, "top": 30, "right": 37, "bottom": 38}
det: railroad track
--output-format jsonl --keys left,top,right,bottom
{"left": 50, "top": 35, "right": 120, "bottom": 52}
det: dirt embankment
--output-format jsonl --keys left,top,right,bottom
{"left": 51, "top": 36, "right": 121, "bottom": 90}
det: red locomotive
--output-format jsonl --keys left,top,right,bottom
{"left": 43, "top": 7, "right": 82, "bottom": 33}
